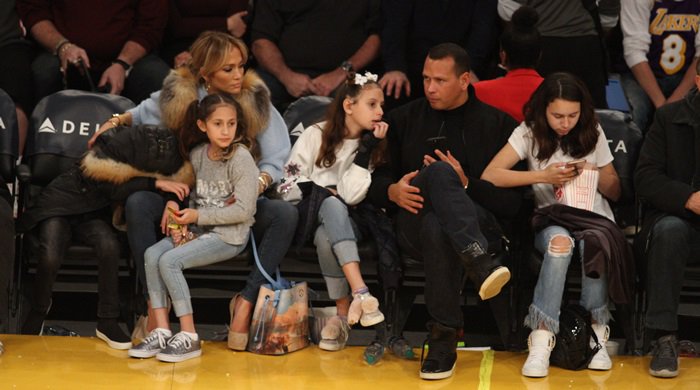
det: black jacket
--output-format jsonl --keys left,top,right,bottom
{"left": 17, "top": 126, "right": 194, "bottom": 233}
{"left": 369, "top": 86, "right": 523, "bottom": 219}
{"left": 634, "top": 88, "right": 700, "bottom": 252}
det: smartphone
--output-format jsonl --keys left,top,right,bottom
{"left": 565, "top": 159, "right": 586, "bottom": 170}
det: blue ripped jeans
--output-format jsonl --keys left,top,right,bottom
{"left": 525, "top": 225, "right": 610, "bottom": 334}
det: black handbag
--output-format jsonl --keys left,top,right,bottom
{"left": 550, "top": 304, "right": 602, "bottom": 370}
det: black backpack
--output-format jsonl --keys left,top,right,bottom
{"left": 550, "top": 304, "right": 602, "bottom": 370}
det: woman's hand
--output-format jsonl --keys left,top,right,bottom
{"left": 372, "top": 121, "right": 389, "bottom": 139}
{"left": 542, "top": 162, "right": 579, "bottom": 186}
{"left": 173, "top": 208, "right": 198, "bottom": 225}
{"left": 171, "top": 225, "right": 188, "bottom": 245}
{"left": 155, "top": 180, "right": 190, "bottom": 201}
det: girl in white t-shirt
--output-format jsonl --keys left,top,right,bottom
{"left": 279, "top": 72, "right": 388, "bottom": 351}
{"left": 482, "top": 73, "right": 622, "bottom": 378}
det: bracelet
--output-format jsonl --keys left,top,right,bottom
{"left": 257, "top": 172, "right": 272, "bottom": 193}
{"left": 108, "top": 113, "right": 122, "bottom": 128}
{"left": 54, "top": 38, "right": 70, "bottom": 56}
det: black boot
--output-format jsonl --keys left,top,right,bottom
{"left": 420, "top": 321, "right": 457, "bottom": 380}
{"left": 460, "top": 242, "right": 511, "bottom": 300}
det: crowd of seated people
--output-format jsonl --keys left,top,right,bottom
{"left": 2, "top": 0, "right": 700, "bottom": 383}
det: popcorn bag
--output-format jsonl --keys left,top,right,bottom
{"left": 554, "top": 169, "right": 599, "bottom": 212}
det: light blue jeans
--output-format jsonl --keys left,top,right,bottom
{"left": 145, "top": 233, "right": 246, "bottom": 317}
{"left": 525, "top": 225, "right": 611, "bottom": 334}
{"left": 620, "top": 72, "right": 683, "bottom": 133}
{"left": 313, "top": 197, "right": 362, "bottom": 300}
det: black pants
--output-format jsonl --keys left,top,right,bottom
{"left": 395, "top": 162, "right": 491, "bottom": 329}
{"left": 32, "top": 214, "right": 121, "bottom": 319}
{"left": 0, "top": 199, "right": 14, "bottom": 333}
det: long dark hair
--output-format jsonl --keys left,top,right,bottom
{"left": 316, "top": 73, "right": 386, "bottom": 168}
{"left": 178, "top": 93, "right": 250, "bottom": 160}
{"left": 523, "top": 72, "right": 598, "bottom": 162}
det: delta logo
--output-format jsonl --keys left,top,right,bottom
{"left": 37, "top": 117, "right": 99, "bottom": 136}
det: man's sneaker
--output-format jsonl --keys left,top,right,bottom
{"left": 319, "top": 316, "right": 350, "bottom": 351}
{"left": 156, "top": 332, "right": 201, "bottom": 363}
{"left": 460, "top": 243, "right": 511, "bottom": 300}
{"left": 649, "top": 334, "right": 679, "bottom": 378}
{"left": 96, "top": 318, "right": 132, "bottom": 350}
{"left": 522, "top": 329, "right": 556, "bottom": 377}
{"left": 588, "top": 324, "right": 612, "bottom": 370}
{"left": 348, "top": 292, "right": 385, "bottom": 327}
{"left": 420, "top": 321, "right": 457, "bottom": 380}
{"left": 128, "top": 328, "right": 172, "bottom": 358}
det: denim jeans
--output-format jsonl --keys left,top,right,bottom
{"left": 244, "top": 197, "right": 298, "bottom": 302}
{"left": 395, "top": 162, "right": 490, "bottom": 329}
{"left": 145, "top": 233, "right": 247, "bottom": 317}
{"left": 127, "top": 191, "right": 298, "bottom": 304}
{"left": 0, "top": 199, "right": 14, "bottom": 333}
{"left": 125, "top": 191, "right": 164, "bottom": 296}
{"left": 645, "top": 216, "right": 700, "bottom": 331}
{"left": 33, "top": 214, "right": 121, "bottom": 319}
{"left": 313, "top": 197, "right": 362, "bottom": 300}
{"left": 525, "top": 225, "right": 610, "bottom": 334}
{"left": 620, "top": 72, "right": 683, "bottom": 133}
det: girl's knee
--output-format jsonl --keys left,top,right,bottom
{"left": 547, "top": 235, "right": 573, "bottom": 256}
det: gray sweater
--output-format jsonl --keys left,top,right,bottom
{"left": 189, "top": 143, "right": 259, "bottom": 245}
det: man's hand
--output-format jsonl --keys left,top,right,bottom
{"left": 58, "top": 43, "right": 90, "bottom": 74}
{"left": 423, "top": 150, "right": 468, "bottom": 187}
{"left": 379, "top": 70, "right": 411, "bottom": 99}
{"left": 173, "top": 51, "right": 192, "bottom": 68}
{"left": 98, "top": 63, "right": 126, "bottom": 95}
{"left": 311, "top": 68, "right": 346, "bottom": 97}
{"left": 388, "top": 171, "right": 423, "bottom": 214}
{"left": 227, "top": 11, "right": 248, "bottom": 38}
{"left": 686, "top": 191, "right": 700, "bottom": 215}
{"left": 280, "top": 71, "right": 317, "bottom": 98}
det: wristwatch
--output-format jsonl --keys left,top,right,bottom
{"left": 112, "top": 59, "right": 132, "bottom": 77}
{"left": 340, "top": 60, "right": 354, "bottom": 73}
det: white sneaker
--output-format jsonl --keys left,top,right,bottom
{"left": 522, "top": 330, "right": 555, "bottom": 378}
{"left": 588, "top": 324, "right": 612, "bottom": 370}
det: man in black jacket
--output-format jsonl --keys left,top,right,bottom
{"left": 369, "top": 43, "right": 522, "bottom": 380}
{"left": 634, "top": 66, "right": 700, "bottom": 379}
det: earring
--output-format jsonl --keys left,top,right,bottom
{"left": 206, "top": 83, "right": 211, "bottom": 92}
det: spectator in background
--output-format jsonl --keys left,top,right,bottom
{"left": 250, "top": 0, "right": 381, "bottom": 111}
{"left": 620, "top": 0, "right": 700, "bottom": 133}
{"left": 498, "top": 0, "right": 620, "bottom": 109}
{"left": 634, "top": 61, "right": 700, "bottom": 379}
{"left": 162, "top": 0, "right": 250, "bottom": 68}
{"left": 474, "top": 5, "right": 543, "bottom": 123}
{"left": 17, "top": 0, "right": 171, "bottom": 104}
{"left": 379, "top": 0, "right": 500, "bottom": 109}
{"left": 0, "top": 0, "right": 33, "bottom": 155}
{"left": 0, "top": 177, "right": 14, "bottom": 355}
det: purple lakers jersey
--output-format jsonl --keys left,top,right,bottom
{"left": 648, "top": 0, "right": 700, "bottom": 76}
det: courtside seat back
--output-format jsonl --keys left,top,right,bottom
{"left": 596, "top": 109, "right": 643, "bottom": 203}
{"left": 26, "top": 90, "right": 135, "bottom": 187}
{"left": 0, "top": 88, "right": 18, "bottom": 183}
{"left": 284, "top": 96, "right": 332, "bottom": 145}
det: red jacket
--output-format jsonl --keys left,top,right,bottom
{"left": 474, "top": 68, "right": 543, "bottom": 123}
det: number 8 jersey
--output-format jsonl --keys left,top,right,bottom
{"left": 621, "top": 0, "right": 700, "bottom": 77}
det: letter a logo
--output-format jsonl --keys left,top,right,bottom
{"left": 38, "top": 118, "right": 57, "bottom": 133}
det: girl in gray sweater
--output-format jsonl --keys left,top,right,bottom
{"left": 128, "top": 93, "right": 259, "bottom": 362}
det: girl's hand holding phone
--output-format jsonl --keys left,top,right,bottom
{"left": 173, "top": 208, "right": 199, "bottom": 225}
{"left": 542, "top": 162, "right": 579, "bottom": 186}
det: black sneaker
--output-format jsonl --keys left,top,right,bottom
{"left": 460, "top": 243, "right": 511, "bottom": 300}
{"left": 649, "top": 334, "right": 679, "bottom": 378}
{"left": 96, "top": 318, "right": 133, "bottom": 350}
{"left": 420, "top": 321, "right": 457, "bottom": 380}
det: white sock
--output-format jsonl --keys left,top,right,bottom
{"left": 155, "top": 328, "right": 172, "bottom": 337}
{"left": 182, "top": 331, "right": 198, "bottom": 341}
